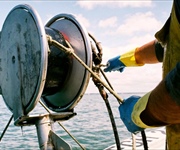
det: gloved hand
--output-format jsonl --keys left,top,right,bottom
{"left": 104, "top": 55, "right": 125, "bottom": 72}
{"left": 119, "top": 96, "right": 144, "bottom": 134}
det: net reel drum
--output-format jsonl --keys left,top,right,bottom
{"left": 43, "top": 14, "right": 92, "bottom": 112}
{"left": 0, "top": 4, "right": 92, "bottom": 149}
{"left": 0, "top": 4, "right": 92, "bottom": 120}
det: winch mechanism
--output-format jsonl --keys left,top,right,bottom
{"left": 0, "top": 4, "right": 147, "bottom": 150}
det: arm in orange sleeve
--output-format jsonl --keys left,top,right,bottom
{"left": 135, "top": 39, "right": 164, "bottom": 64}
{"left": 104, "top": 39, "right": 164, "bottom": 72}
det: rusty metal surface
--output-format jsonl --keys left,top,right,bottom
{"left": 0, "top": 4, "right": 48, "bottom": 118}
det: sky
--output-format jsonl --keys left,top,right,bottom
{"left": 0, "top": 0, "right": 173, "bottom": 95}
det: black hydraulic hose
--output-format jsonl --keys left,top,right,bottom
{"left": 92, "top": 76, "right": 121, "bottom": 150}
{"left": 89, "top": 32, "right": 121, "bottom": 149}
{"left": 141, "top": 130, "right": 148, "bottom": 150}
{"left": 92, "top": 68, "right": 121, "bottom": 150}
{"left": 90, "top": 34, "right": 149, "bottom": 149}
{"left": 104, "top": 97, "right": 122, "bottom": 150}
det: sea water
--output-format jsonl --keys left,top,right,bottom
{"left": 0, "top": 93, "right": 145, "bottom": 150}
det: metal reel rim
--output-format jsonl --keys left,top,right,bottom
{"left": 0, "top": 4, "right": 48, "bottom": 115}
{"left": 44, "top": 13, "right": 92, "bottom": 112}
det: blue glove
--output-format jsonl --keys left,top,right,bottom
{"left": 104, "top": 55, "right": 125, "bottom": 72}
{"left": 119, "top": 96, "right": 144, "bottom": 134}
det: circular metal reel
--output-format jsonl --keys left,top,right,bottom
{"left": 42, "top": 14, "right": 92, "bottom": 112}
{"left": 0, "top": 4, "right": 48, "bottom": 116}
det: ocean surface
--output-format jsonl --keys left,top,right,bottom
{"left": 0, "top": 92, "right": 145, "bottom": 150}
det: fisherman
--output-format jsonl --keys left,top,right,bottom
{"left": 104, "top": 0, "right": 180, "bottom": 149}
